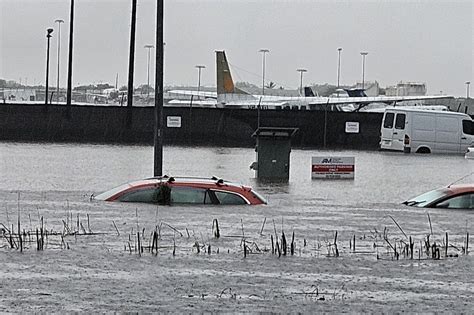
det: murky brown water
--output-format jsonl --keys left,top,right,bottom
{"left": 1, "top": 142, "right": 473, "bottom": 312}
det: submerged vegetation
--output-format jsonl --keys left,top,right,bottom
{"left": 1, "top": 204, "right": 469, "bottom": 262}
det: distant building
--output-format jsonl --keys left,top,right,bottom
{"left": 386, "top": 82, "right": 426, "bottom": 96}
{"left": 0, "top": 88, "right": 36, "bottom": 101}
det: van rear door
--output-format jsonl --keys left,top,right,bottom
{"left": 380, "top": 111, "right": 406, "bottom": 151}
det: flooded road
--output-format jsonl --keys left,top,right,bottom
{"left": 0, "top": 142, "right": 473, "bottom": 312}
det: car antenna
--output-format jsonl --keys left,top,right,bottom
{"left": 447, "top": 171, "right": 473, "bottom": 188}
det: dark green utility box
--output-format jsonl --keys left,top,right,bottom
{"left": 251, "top": 127, "right": 298, "bottom": 182}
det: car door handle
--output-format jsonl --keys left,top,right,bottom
{"left": 393, "top": 132, "right": 398, "bottom": 135}
{"left": 461, "top": 137, "right": 467, "bottom": 140}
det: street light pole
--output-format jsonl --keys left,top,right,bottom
{"left": 337, "top": 47, "right": 342, "bottom": 97}
{"left": 466, "top": 81, "right": 471, "bottom": 98}
{"left": 360, "top": 52, "right": 368, "bottom": 90}
{"left": 195, "top": 65, "right": 205, "bottom": 100}
{"left": 297, "top": 68, "right": 307, "bottom": 96}
{"left": 144, "top": 44, "right": 154, "bottom": 99}
{"left": 259, "top": 49, "right": 269, "bottom": 95}
{"left": 55, "top": 19, "right": 64, "bottom": 104}
{"left": 45, "top": 28, "right": 54, "bottom": 105}
{"left": 66, "top": 0, "right": 74, "bottom": 108}
{"left": 337, "top": 48, "right": 342, "bottom": 88}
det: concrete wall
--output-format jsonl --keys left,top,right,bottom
{"left": 0, "top": 103, "right": 384, "bottom": 149}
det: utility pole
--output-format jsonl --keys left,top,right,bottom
{"left": 66, "top": 0, "right": 74, "bottom": 107}
{"left": 127, "top": 0, "right": 137, "bottom": 108}
{"left": 154, "top": 0, "right": 164, "bottom": 176}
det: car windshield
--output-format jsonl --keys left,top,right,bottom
{"left": 404, "top": 187, "right": 451, "bottom": 207}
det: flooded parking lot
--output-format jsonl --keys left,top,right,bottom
{"left": 0, "top": 142, "right": 473, "bottom": 312}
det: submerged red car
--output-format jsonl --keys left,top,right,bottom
{"left": 94, "top": 176, "right": 267, "bottom": 205}
{"left": 403, "top": 184, "right": 474, "bottom": 209}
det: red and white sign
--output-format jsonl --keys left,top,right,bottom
{"left": 311, "top": 156, "right": 355, "bottom": 179}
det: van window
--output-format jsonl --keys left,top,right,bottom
{"left": 383, "top": 112, "right": 395, "bottom": 128}
{"left": 462, "top": 120, "right": 474, "bottom": 135}
{"left": 395, "top": 113, "right": 406, "bottom": 130}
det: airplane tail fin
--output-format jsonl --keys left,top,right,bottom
{"left": 216, "top": 51, "right": 250, "bottom": 96}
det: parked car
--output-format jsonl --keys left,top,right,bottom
{"left": 403, "top": 184, "right": 474, "bottom": 209}
{"left": 94, "top": 176, "right": 267, "bottom": 205}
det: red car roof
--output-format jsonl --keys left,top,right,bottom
{"left": 445, "top": 184, "right": 474, "bottom": 195}
{"left": 95, "top": 176, "right": 266, "bottom": 205}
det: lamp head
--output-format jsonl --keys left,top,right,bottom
{"left": 46, "top": 28, "right": 54, "bottom": 38}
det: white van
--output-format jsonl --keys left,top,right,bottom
{"left": 380, "top": 108, "right": 474, "bottom": 154}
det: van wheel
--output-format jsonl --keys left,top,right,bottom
{"left": 416, "top": 147, "right": 431, "bottom": 154}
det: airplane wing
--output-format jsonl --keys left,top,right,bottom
{"left": 309, "top": 95, "right": 454, "bottom": 106}
{"left": 221, "top": 100, "right": 291, "bottom": 108}
{"left": 167, "top": 99, "right": 217, "bottom": 107}
{"left": 167, "top": 90, "right": 217, "bottom": 99}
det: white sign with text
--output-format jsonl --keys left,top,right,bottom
{"left": 345, "top": 121, "right": 359, "bottom": 133}
{"left": 311, "top": 156, "right": 355, "bottom": 179}
{"left": 167, "top": 116, "right": 182, "bottom": 128}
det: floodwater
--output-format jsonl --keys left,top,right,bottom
{"left": 0, "top": 142, "right": 473, "bottom": 312}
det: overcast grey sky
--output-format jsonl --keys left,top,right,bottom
{"left": 0, "top": 0, "right": 472, "bottom": 96}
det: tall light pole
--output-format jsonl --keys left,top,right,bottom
{"left": 466, "top": 81, "right": 471, "bottom": 98}
{"left": 337, "top": 48, "right": 342, "bottom": 88}
{"left": 259, "top": 49, "right": 269, "bottom": 95}
{"left": 144, "top": 44, "right": 154, "bottom": 99}
{"left": 195, "top": 65, "right": 205, "bottom": 100}
{"left": 55, "top": 19, "right": 64, "bottom": 103}
{"left": 45, "top": 28, "right": 54, "bottom": 105}
{"left": 66, "top": 0, "right": 75, "bottom": 108}
{"left": 337, "top": 47, "right": 342, "bottom": 97}
{"left": 360, "top": 51, "right": 368, "bottom": 90}
{"left": 297, "top": 68, "right": 307, "bottom": 96}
